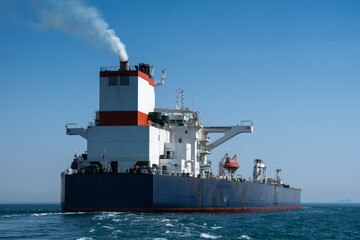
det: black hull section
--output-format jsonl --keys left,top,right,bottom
{"left": 61, "top": 173, "right": 301, "bottom": 213}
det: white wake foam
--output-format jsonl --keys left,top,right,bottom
{"left": 211, "top": 226, "right": 223, "bottom": 230}
{"left": 239, "top": 235, "right": 252, "bottom": 240}
{"left": 200, "top": 233, "right": 221, "bottom": 239}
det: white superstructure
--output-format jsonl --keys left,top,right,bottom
{"left": 66, "top": 63, "right": 253, "bottom": 177}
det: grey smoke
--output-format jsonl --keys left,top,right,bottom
{"left": 34, "top": 0, "right": 128, "bottom": 62}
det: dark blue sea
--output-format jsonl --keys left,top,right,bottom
{"left": 0, "top": 203, "right": 359, "bottom": 239}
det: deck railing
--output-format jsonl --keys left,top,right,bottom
{"left": 100, "top": 66, "right": 136, "bottom": 71}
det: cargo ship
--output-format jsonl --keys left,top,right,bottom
{"left": 61, "top": 60, "right": 301, "bottom": 213}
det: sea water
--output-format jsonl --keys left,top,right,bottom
{"left": 0, "top": 203, "right": 359, "bottom": 239}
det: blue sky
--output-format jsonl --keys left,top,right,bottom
{"left": 0, "top": 0, "right": 359, "bottom": 203}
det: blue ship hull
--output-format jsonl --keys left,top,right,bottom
{"left": 61, "top": 173, "right": 301, "bottom": 213}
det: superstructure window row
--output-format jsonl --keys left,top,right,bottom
{"left": 108, "top": 76, "right": 130, "bottom": 86}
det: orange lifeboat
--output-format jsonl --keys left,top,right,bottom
{"left": 224, "top": 157, "right": 239, "bottom": 173}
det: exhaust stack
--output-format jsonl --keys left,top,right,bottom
{"left": 120, "top": 60, "right": 129, "bottom": 71}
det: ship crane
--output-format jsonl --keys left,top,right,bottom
{"left": 65, "top": 123, "right": 87, "bottom": 139}
{"left": 203, "top": 121, "right": 253, "bottom": 150}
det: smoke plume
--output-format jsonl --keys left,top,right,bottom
{"left": 33, "top": 0, "right": 128, "bottom": 62}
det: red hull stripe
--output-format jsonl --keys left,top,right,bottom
{"left": 99, "top": 111, "right": 148, "bottom": 126}
{"left": 100, "top": 70, "right": 154, "bottom": 87}
{"left": 63, "top": 205, "right": 301, "bottom": 213}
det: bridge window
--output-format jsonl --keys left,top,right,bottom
{"left": 120, "top": 76, "right": 129, "bottom": 85}
{"left": 108, "top": 76, "right": 118, "bottom": 86}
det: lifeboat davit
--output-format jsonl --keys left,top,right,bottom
{"left": 224, "top": 157, "right": 239, "bottom": 173}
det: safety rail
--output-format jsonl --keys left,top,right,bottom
{"left": 100, "top": 66, "right": 136, "bottom": 71}
{"left": 63, "top": 167, "right": 297, "bottom": 187}
{"left": 63, "top": 167, "right": 242, "bottom": 181}
{"left": 240, "top": 120, "right": 254, "bottom": 126}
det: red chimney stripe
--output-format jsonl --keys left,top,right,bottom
{"left": 100, "top": 70, "right": 154, "bottom": 87}
{"left": 99, "top": 111, "right": 149, "bottom": 126}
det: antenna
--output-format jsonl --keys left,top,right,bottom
{"left": 175, "top": 88, "right": 184, "bottom": 109}
{"left": 276, "top": 168, "right": 282, "bottom": 183}
{"left": 150, "top": 64, "right": 154, "bottom": 79}
{"left": 154, "top": 68, "right": 167, "bottom": 87}
{"left": 161, "top": 68, "right": 166, "bottom": 81}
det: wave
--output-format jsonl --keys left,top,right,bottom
{"left": 30, "top": 212, "right": 85, "bottom": 217}
{"left": 200, "top": 233, "right": 221, "bottom": 239}
{"left": 165, "top": 230, "right": 193, "bottom": 237}
{"left": 111, "top": 230, "right": 123, "bottom": 235}
{"left": 32, "top": 213, "right": 49, "bottom": 216}
{"left": 239, "top": 235, "right": 252, "bottom": 240}
{"left": 112, "top": 218, "right": 122, "bottom": 222}
{"left": 211, "top": 226, "right": 223, "bottom": 230}
{"left": 1, "top": 214, "right": 24, "bottom": 218}
{"left": 102, "top": 225, "right": 115, "bottom": 230}
{"left": 1, "top": 211, "right": 87, "bottom": 218}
